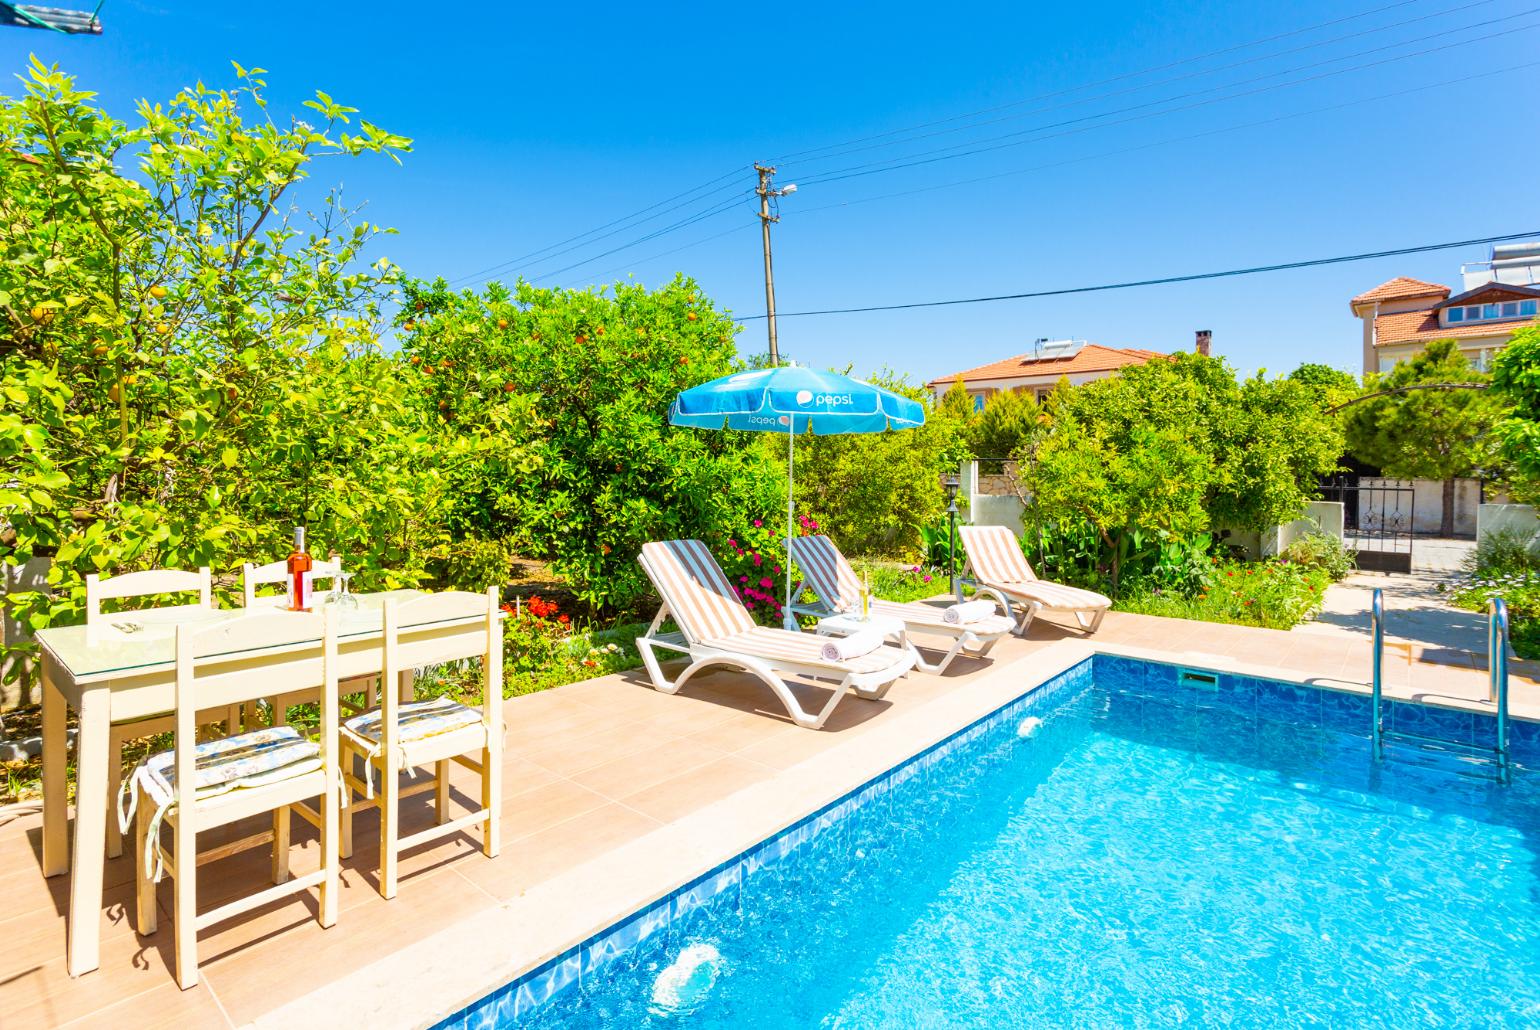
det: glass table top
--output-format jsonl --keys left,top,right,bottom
{"left": 35, "top": 590, "right": 492, "bottom": 679}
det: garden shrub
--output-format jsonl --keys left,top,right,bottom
{"left": 788, "top": 371, "right": 968, "bottom": 558}
{"left": 394, "top": 276, "right": 783, "bottom": 612}
{"left": 1280, "top": 531, "right": 1356, "bottom": 582}
{"left": 1117, "top": 558, "right": 1332, "bottom": 630}
{"left": 0, "top": 62, "right": 473, "bottom": 672}
{"left": 1017, "top": 353, "right": 1342, "bottom": 590}
{"left": 1451, "top": 527, "right": 1540, "bottom": 659}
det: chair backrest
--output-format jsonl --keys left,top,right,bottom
{"left": 379, "top": 589, "right": 502, "bottom": 756}
{"left": 639, "top": 540, "right": 755, "bottom": 643}
{"left": 85, "top": 567, "right": 213, "bottom": 624}
{"left": 788, "top": 535, "right": 865, "bottom": 613}
{"left": 172, "top": 609, "right": 339, "bottom": 817}
{"left": 242, "top": 557, "right": 344, "bottom": 608}
{"left": 958, "top": 525, "right": 1037, "bottom": 585}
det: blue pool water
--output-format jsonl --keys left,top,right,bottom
{"left": 449, "top": 658, "right": 1540, "bottom": 1028}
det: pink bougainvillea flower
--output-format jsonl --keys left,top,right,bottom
{"left": 753, "top": 555, "right": 763, "bottom": 566}
{"left": 753, "top": 519, "right": 762, "bottom": 527}
{"left": 727, "top": 539, "right": 737, "bottom": 548}
{"left": 760, "top": 577, "right": 773, "bottom": 588}
{"left": 740, "top": 575, "right": 749, "bottom": 582}
{"left": 923, "top": 575, "right": 932, "bottom": 583}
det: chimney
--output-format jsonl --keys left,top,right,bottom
{"left": 1195, "top": 329, "right": 1212, "bottom": 357}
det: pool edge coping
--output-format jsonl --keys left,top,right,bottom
{"left": 245, "top": 633, "right": 1529, "bottom": 1029}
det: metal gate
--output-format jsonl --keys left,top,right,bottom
{"left": 1320, "top": 475, "right": 1414, "bottom": 573}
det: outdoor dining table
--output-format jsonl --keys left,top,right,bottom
{"left": 35, "top": 589, "right": 498, "bottom": 977}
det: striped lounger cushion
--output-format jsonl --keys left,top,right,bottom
{"left": 958, "top": 525, "right": 1110, "bottom": 609}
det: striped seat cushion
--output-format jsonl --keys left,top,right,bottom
{"left": 995, "top": 580, "right": 1111, "bottom": 610}
{"left": 640, "top": 539, "right": 755, "bottom": 643}
{"left": 788, "top": 535, "right": 866, "bottom": 612}
{"left": 867, "top": 598, "right": 1015, "bottom": 635}
{"left": 702, "top": 626, "right": 905, "bottom": 675}
{"left": 959, "top": 525, "right": 1109, "bottom": 610}
{"left": 135, "top": 725, "right": 320, "bottom": 808}
{"left": 341, "top": 696, "right": 485, "bottom": 750}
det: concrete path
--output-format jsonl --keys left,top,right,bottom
{"left": 1298, "top": 537, "right": 1483, "bottom": 658}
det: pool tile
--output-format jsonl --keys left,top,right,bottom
{"left": 1390, "top": 701, "right": 1474, "bottom": 746}
{"left": 1257, "top": 679, "right": 1324, "bottom": 726}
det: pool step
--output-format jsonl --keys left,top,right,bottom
{"left": 1368, "top": 589, "right": 1513, "bottom": 784}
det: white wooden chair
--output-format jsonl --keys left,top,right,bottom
{"left": 129, "top": 608, "right": 342, "bottom": 990}
{"left": 85, "top": 567, "right": 232, "bottom": 860}
{"left": 956, "top": 525, "right": 1112, "bottom": 635}
{"left": 788, "top": 535, "right": 1015, "bottom": 674}
{"left": 636, "top": 540, "right": 915, "bottom": 730}
{"left": 242, "top": 556, "right": 378, "bottom": 724}
{"left": 338, "top": 589, "right": 502, "bottom": 899}
{"left": 240, "top": 556, "right": 344, "bottom": 609}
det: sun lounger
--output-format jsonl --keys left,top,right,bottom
{"left": 787, "top": 535, "right": 1014, "bottom": 674}
{"left": 637, "top": 540, "right": 915, "bottom": 729}
{"left": 957, "top": 524, "right": 1111, "bottom": 635}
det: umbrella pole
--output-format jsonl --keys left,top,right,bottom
{"left": 784, "top": 417, "right": 797, "bottom": 631}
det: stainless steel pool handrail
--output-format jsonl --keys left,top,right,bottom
{"left": 1371, "top": 588, "right": 1385, "bottom": 761}
{"left": 1490, "top": 597, "right": 1511, "bottom": 784}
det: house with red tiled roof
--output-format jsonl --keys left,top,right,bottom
{"left": 927, "top": 336, "right": 1189, "bottom": 407}
{"left": 1351, "top": 243, "right": 1540, "bottom": 374}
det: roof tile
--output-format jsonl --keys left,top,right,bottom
{"left": 928, "top": 344, "right": 1165, "bottom": 387}
{"left": 1350, "top": 277, "right": 1450, "bottom": 306}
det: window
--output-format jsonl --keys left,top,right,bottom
{"left": 1502, "top": 302, "right": 1520, "bottom": 318}
{"left": 1522, "top": 300, "right": 1539, "bottom": 316}
{"left": 1484, "top": 303, "right": 1501, "bottom": 319}
{"left": 1448, "top": 307, "right": 1465, "bottom": 323}
{"left": 1035, "top": 388, "right": 1052, "bottom": 403}
{"left": 972, "top": 393, "right": 985, "bottom": 412}
{"left": 1451, "top": 299, "right": 1539, "bottom": 323}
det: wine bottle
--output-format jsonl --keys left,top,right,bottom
{"left": 287, "top": 526, "right": 314, "bottom": 611}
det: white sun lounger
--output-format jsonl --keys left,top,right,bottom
{"left": 957, "top": 524, "right": 1111, "bottom": 635}
{"left": 787, "top": 535, "right": 1014, "bottom": 674}
{"left": 637, "top": 540, "right": 915, "bottom": 730}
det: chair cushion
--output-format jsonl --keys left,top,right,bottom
{"left": 342, "top": 696, "right": 485, "bottom": 749}
{"left": 138, "top": 725, "right": 321, "bottom": 806}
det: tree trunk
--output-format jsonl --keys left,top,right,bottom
{"left": 1440, "top": 477, "right": 1456, "bottom": 538}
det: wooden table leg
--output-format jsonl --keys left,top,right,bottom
{"left": 41, "top": 659, "right": 68, "bottom": 878}
{"left": 67, "top": 688, "right": 110, "bottom": 977}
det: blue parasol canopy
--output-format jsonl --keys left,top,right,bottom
{"left": 670, "top": 365, "right": 925, "bottom": 435}
{"left": 670, "top": 364, "right": 927, "bottom": 629}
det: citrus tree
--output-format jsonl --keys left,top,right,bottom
{"left": 393, "top": 275, "right": 782, "bottom": 610}
{"left": 0, "top": 60, "right": 452, "bottom": 669}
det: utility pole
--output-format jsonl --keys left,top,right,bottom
{"left": 755, "top": 164, "right": 796, "bottom": 366}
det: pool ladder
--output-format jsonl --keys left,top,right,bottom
{"left": 1369, "top": 588, "right": 1512, "bottom": 783}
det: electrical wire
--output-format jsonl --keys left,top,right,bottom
{"left": 775, "top": 0, "right": 1504, "bottom": 173}
{"left": 785, "top": 58, "right": 1540, "bottom": 217}
{"left": 734, "top": 232, "right": 1540, "bottom": 321}
{"left": 525, "top": 190, "right": 756, "bottom": 283}
{"left": 559, "top": 221, "right": 758, "bottom": 289}
{"left": 447, "top": 166, "right": 750, "bottom": 286}
{"left": 768, "top": 0, "right": 1434, "bottom": 165}
{"left": 792, "top": 16, "right": 1540, "bottom": 188}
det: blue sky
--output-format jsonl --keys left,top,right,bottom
{"left": 8, "top": 0, "right": 1539, "bottom": 383}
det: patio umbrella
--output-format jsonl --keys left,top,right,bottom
{"left": 670, "top": 364, "right": 926, "bottom": 629}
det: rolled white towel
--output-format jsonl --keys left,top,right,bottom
{"left": 943, "top": 599, "right": 997, "bottom": 625}
{"left": 820, "top": 628, "right": 884, "bottom": 662}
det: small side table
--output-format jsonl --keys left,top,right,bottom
{"left": 813, "top": 611, "right": 906, "bottom": 645}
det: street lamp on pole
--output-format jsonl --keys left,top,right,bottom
{"left": 942, "top": 472, "right": 961, "bottom": 600}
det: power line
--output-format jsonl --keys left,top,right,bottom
{"left": 525, "top": 190, "right": 755, "bottom": 284}
{"left": 446, "top": 166, "right": 749, "bottom": 287}
{"left": 559, "top": 221, "right": 757, "bottom": 289}
{"left": 776, "top": 0, "right": 1502, "bottom": 174}
{"left": 735, "top": 231, "right": 1540, "bottom": 321}
{"left": 785, "top": 59, "right": 1540, "bottom": 218}
{"left": 792, "top": 16, "right": 1540, "bottom": 188}
{"left": 768, "top": 0, "right": 1432, "bottom": 166}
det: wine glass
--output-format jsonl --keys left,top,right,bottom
{"left": 330, "top": 571, "right": 360, "bottom": 611}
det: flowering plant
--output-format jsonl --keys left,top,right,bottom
{"left": 715, "top": 514, "right": 821, "bottom": 624}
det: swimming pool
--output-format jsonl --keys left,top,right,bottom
{"left": 439, "top": 655, "right": 1540, "bottom": 1028}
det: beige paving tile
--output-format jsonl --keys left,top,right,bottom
{"left": 456, "top": 802, "right": 663, "bottom": 902}
{"left": 616, "top": 756, "right": 777, "bottom": 824}
{"left": 567, "top": 737, "right": 731, "bottom": 801}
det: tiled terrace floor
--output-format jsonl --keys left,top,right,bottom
{"left": 2, "top": 609, "right": 1536, "bottom": 1028}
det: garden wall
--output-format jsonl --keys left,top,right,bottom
{"left": 1477, "top": 504, "right": 1539, "bottom": 546}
